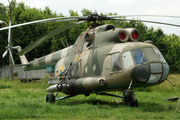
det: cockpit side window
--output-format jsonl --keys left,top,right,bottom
{"left": 153, "top": 48, "right": 167, "bottom": 63}
{"left": 132, "top": 48, "right": 147, "bottom": 65}
{"left": 122, "top": 51, "right": 134, "bottom": 69}
{"left": 111, "top": 53, "right": 121, "bottom": 71}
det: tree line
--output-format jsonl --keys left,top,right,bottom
{"left": 0, "top": 1, "right": 180, "bottom": 73}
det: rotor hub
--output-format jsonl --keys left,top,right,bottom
{"left": 78, "top": 12, "right": 109, "bottom": 27}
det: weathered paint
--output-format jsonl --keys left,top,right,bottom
{"left": 17, "top": 24, "right": 169, "bottom": 95}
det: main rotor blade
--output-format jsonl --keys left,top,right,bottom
{"left": 110, "top": 18, "right": 180, "bottom": 27}
{"left": 107, "top": 15, "right": 180, "bottom": 18}
{"left": 41, "top": 18, "right": 78, "bottom": 23}
{"left": 2, "top": 50, "right": 8, "bottom": 58}
{"left": 17, "top": 21, "right": 86, "bottom": 55}
{"left": 0, "top": 16, "right": 88, "bottom": 31}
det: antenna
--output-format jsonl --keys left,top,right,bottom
{"left": 66, "top": 39, "right": 69, "bottom": 47}
{"left": 61, "top": 39, "right": 65, "bottom": 47}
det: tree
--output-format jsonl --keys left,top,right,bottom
{"left": 164, "top": 34, "right": 180, "bottom": 73}
{"left": 0, "top": 1, "right": 65, "bottom": 64}
{"left": 0, "top": 3, "right": 6, "bottom": 16}
{"left": 0, "top": 3, "right": 179, "bottom": 73}
{"left": 0, "top": 2, "right": 8, "bottom": 65}
{"left": 81, "top": 8, "right": 92, "bottom": 16}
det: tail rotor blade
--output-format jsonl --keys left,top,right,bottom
{"left": 2, "top": 50, "right": 8, "bottom": 58}
{"left": 9, "top": 51, "right": 15, "bottom": 65}
{"left": 17, "top": 21, "right": 86, "bottom": 55}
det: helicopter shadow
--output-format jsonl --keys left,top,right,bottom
{"left": 138, "top": 102, "right": 168, "bottom": 112}
{"left": 56, "top": 98, "right": 125, "bottom": 108}
{"left": 56, "top": 98, "right": 168, "bottom": 112}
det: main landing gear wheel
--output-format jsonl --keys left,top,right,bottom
{"left": 46, "top": 93, "right": 55, "bottom": 103}
{"left": 123, "top": 89, "right": 138, "bottom": 107}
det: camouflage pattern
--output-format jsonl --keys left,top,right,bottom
{"left": 19, "top": 24, "right": 169, "bottom": 95}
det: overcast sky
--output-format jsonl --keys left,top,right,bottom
{"left": 1, "top": 0, "right": 180, "bottom": 35}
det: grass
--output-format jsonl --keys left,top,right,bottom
{"left": 0, "top": 74, "right": 180, "bottom": 119}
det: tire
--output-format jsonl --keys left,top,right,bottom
{"left": 46, "top": 93, "right": 55, "bottom": 103}
{"left": 123, "top": 90, "right": 133, "bottom": 106}
{"left": 123, "top": 90, "right": 138, "bottom": 107}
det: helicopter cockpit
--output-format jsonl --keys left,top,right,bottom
{"left": 121, "top": 45, "right": 170, "bottom": 84}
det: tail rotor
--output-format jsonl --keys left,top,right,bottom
{"left": 1, "top": 20, "right": 17, "bottom": 65}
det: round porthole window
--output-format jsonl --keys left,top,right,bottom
{"left": 85, "top": 65, "right": 88, "bottom": 73}
{"left": 92, "top": 64, "right": 96, "bottom": 71}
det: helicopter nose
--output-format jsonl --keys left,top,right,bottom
{"left": 131, "top": 63, "right": 169, "bottom": 83}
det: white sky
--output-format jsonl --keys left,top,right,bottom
{"left": 1, "top": 0, "right": 180, "bottom": 35}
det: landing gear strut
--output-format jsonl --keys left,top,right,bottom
{"left": 46, "top": 90, "right": 138, "bottom": 107}
{"left": 123, "top": 89, "right": 138, "bottom": 107}
{"left": 97, "top": 89, "right": 138, "bottom": 107}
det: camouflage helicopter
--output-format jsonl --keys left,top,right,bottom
{"left": 1, "top": 12, "right": 179, "bottom": 107}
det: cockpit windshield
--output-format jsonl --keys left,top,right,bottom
{"left": 132, "top": 49, "right": 147, "bottom": 65}
{"left": 153, "top": 48, "right": 166, "bottom": 63}
{"left": 121, "top": 46, "right": 169, "bottom": 83}
{"left": 143, "top": 47, "right": 167, "bottom": 63}
{"left": 122, "top": 47, "right": 167, "bottom": 69}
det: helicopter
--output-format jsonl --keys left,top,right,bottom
{"left": 0, "top": 12, "right": 179, "bottom": 107}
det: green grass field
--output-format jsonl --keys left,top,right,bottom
{"left": 0, "top": 74, "right": 180, "bottom": 119}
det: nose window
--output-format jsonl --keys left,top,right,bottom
{"left": 137, "top": 64, "right": 150, "bottom": 82}
{"left": 160, "top": 64, "right": 170, "bottom": 81}
{"left": 132, "top": 48, "right": 147, "bottom": 65}
{"left": 150, "top": 63, "right": 162, "bottom": 73}
{"left": 147, "top": 74, "right": 162, "bottom": 83}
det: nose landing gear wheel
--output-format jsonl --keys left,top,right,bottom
{"left": 46, "top": 93, "right": 55, "bottom": 103}
{"left": 123, "top": 89, "right": 138, "bottom": 107}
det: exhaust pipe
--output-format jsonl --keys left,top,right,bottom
{"left": 125, "top": 28, "right": 141, "bottom": 42}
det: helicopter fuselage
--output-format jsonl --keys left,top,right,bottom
{"left": 20, "top": 24, "right": 169, "bottom": 95}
